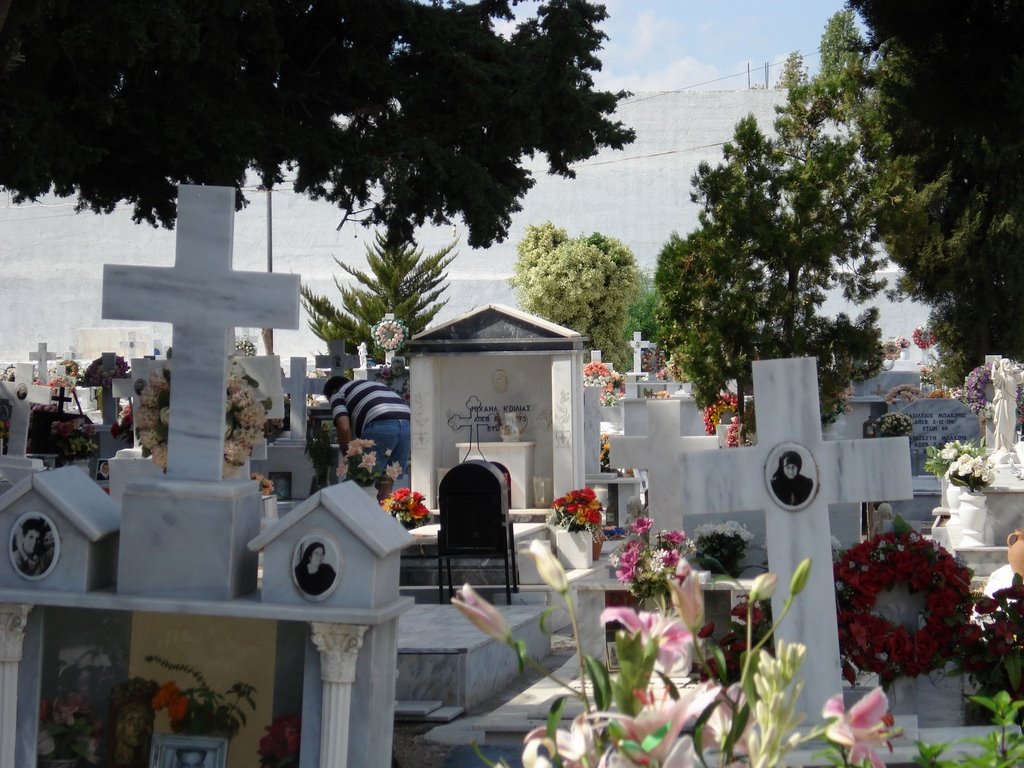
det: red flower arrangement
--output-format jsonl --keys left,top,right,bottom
{"left": 834, "top": 523, "right": 973, "bottom": 685}
{"left": 912, "top": 325, "right": 936, "bottom": 350}
{"left": 381, "top": 487, "right": 430, "bottom": 528}
{"left": 258, "top": 714, "right": 301, "bottom": 768}
{"left": 547, "top": 487, "right": 603, "bottom": 534}
{"left": 702, "top": 393, "right": 738, "bottom": 436}
{"left": 957, "top": 577, "right": 1024, "bottom": 703}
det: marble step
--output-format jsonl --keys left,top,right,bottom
{"left": 396, "top": 604, "right": 553, "bottom": 710}
{"left": 393, "top": 699, "right": 465, "bottom": 723}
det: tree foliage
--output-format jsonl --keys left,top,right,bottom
{"left": 301, "top": 231, "right": 457, "bottom": 354}
{"left": 0, "top": 0, "right": 633, "bottom": 248}
{"left": 656, "top": 12, "right": 885, "bottom": 419}
{"left": 624, "top": 270, "right": 663, "bottom": 348}
{"left": 510, "top": 221, "right": 640, "bottom": 371}
{"left": 850, "top": 0, "right": 1024, "bottom": 380}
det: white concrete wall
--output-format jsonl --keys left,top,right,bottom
{"left": 0, "top": 90, "right": 927, "bottom": 363}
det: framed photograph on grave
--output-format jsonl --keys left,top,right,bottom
{"left": 96, "top": 457, "right": 112, "bottom": 482}
{"left": 268, "top": 471, "right": 291, "bottom": 501}
{"left": 8, "top": 510, "right": 59, "bottom": 579}
{"left": 150, "top": 734, "right": 227, "bottom": 768}
{"left": 764, "top": 442, "right": 818, "bottom": 512}
{"left": 291, "top": 532, "right": 342, "bottom": 600}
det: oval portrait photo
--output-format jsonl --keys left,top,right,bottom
{"left": 764, "top": 443, "right": 818, "bottom": 512}
{"left": 9, "top": 511, "right": 59, "bottom": 580}
{"left": 291, "top": 533, "right": 342, "bottom": 600}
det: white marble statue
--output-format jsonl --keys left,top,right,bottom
{"left": 991, "top": 358, "right": 1024, "bottom": 462}
{"left": 358, "top": 341, "right": 368, "bottom": 369}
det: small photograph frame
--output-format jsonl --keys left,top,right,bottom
{"left": 96, "top": 457, "right": 112, "bottom": 482}
{"left": 291, "top": 531, "right": 342, "bottom": 600}
{"left": 149, "top": 733, "right": 227, "bottom": 768}
{"left": 9, "top": 510, "right": 59, "bottom": 580}
{"left": 764, "top": 441, "right": 819, "bottom": 512}
{"left": 268, "top": 471, "right": 292, "bottom": 501}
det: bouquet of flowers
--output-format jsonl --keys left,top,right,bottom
{"left": 382, "top": 487, "right": 431, "bottom": 528}
{"left": 234, "top": 338, "right": 258, "bottom": 357}
{"left": 148, "top": 655, "right": 256, "bottom": 738}
{"left": 80, "top": 354, "right": 130, "bottom": 388}
{"left": 583, "top": 360, "right": 615, "bottom": 387}
{"left": 48, "top": 359, "right": 79, "bottom": 392}
{"left": 337, "top": 438, "right": 401, "bottom": 487}
{"left": 924, "top": 439, "right": 983, "bottom": 479}
{"left": 547, "top": 487, "right": 603, "bottom": 534}
{"left": 38, "top": 694, "right": 102, "bottom": 765}
{"left": 258, "top": 714, "right": 301, "bottom": 768}
{"left": 51, "top": 417, "right": 98, "bottom": 461}
{"left": 599, "top": 433, "right": 610, "bottom": 472}
{"left": 611, "top": 516, "right": 694, "bottom": 604}
{"left": 959, "top": 578, "right": 1024, "bottom": 704}
{"left": 371, "top": 316, "right": 408, "bottom": 353}
{"left": 250, "top": 472, "right": 275, "bottom": 496}
{"left": 702, "top": 392, "right": 738, "bottom": 435}
{"left": 110, "top": 401, "right": 134, "bottom": 445}
{"left": 136, "top": 363, "right": 270, "bottom": 474}
{"left": 875, "top": 411, "right": 914, "bottom": 437}
{"left": 913, "top": 325, "right": 936, "bottom": 350}
{"left": 948, "top": 452, "right": 994, "bottom": 492}
{"left": 692, "top": 520, "right": 753, "bottom": 577}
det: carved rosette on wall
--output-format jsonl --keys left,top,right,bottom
{"left": 310, "top": 623, "right": 367, "bottom": 684}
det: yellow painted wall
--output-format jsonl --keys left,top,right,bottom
{"left": 129, "top": 613, "right": 277, "bottom": 768}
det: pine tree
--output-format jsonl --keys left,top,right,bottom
{"left": 301, "top": 232, "right": 457, "bottom": 355}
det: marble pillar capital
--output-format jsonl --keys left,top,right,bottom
{"left": 0, "top": 605, "right": 31, "bottom": 663}
{"left": 310, "top": 623, "right": 366, "bottom": 684}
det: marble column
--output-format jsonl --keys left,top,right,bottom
{"left": 0, "top": 604, "right": 31, "bottom": 768}
{"left": 310, "top": 623, "right": 366, "bottom": 768}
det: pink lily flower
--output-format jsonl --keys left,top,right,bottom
{"left": 452, "top": 584, "right": 511, "bottom": 642}
{"left": 600, "top": 607, "right": 693, "bottom": 672}
{"left": 823, "top": 688, "right": 899, "bottom": 768}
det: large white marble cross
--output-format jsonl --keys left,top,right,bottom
{"left": 29, "top": 342, "right": 57, "bottom": 382}
{"left": 102, "top": 184, "right": 300, "bottom": 481}
{"left": 0, "top": 366, "right": 52, "bottom": 458}
{"left": 608, "top": 400, "right": 717, "bottom": 531}
{"left": 678, "top": 357, "right": 912, "bottom": 721}
{"left": 628, "top": 332, "right": 652, "bottom": 374}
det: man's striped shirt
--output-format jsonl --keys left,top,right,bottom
{"left": 329, "top": 379, "right": 410, "bottom": 435}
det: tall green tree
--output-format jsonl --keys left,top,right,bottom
{"left": 301, "top": 232, "right": 457, "bottom": 354}
{"left": 850, "top": 1, "right": 1024, "bottom": 379}
{"left": 624, "top": 270, "right": 663, "bottom": 348}
{"left": 656, "top": 12, "right": 885, "bottom": 419}
{"left": 510, "top": 222, "right": 640, "bottom": 371}
{"left": 0, "top": 0, "right": 633, "bottom": 248}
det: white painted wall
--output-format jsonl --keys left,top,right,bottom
{"left": 0, "top": 90, "right": 927, "bottom": 362}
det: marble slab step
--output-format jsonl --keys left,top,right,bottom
{"left": 394, "top": 699, "right": 444, "bottom": 718}
{"left": 396, "top": 604, "right": 552, "bottom": 710}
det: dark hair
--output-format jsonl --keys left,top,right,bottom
{"left": 322, "top": 376, "right": 349, "bottom": 400}
{"left": 20, "top": 517, "right": 46, "bottom": 536}
{"left": 776, "top": 451, "right": 802, "bottom": 473}
{"left": 298, "top": 541, "right": 326, "bottom": 570}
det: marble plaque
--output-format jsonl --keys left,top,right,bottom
{"left": 902, "top": 398, "right": 979, "bottom": 475}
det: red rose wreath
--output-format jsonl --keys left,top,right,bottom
{"left": 834, "top": 522, "right": 974, "bottom": 685}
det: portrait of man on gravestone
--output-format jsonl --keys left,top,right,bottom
{"left": 767, "top": 446, "right": 816, "bottom": 509}
{"left": 9, "top": 511, "right": 59, "bottom": 578}
{"left": 291, "top": 534, "right": 341, "bottom": 600}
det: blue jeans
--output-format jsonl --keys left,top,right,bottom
{"left": 362, "top": 418, "right": 411, "bottom": 488}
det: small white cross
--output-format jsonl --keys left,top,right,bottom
{"left": 314, "top": 338, "right": 360, "bottom": 377}
{"left": 0, "top": 376, "right": 52, "bottom": 458}
{"left": 102, "top": 185, "right": 300, "bottom": 481}
{"left": 29, "top": 342, "right": 57, "bottom": 382}
{"left": 283, "top": 357, "right": 309, "bottom": 440}
{"left": 678, "top": 357, "right": 912, "bottom": 721}
{"left": 628, "top": 332, "right": 652, "bottom": 373}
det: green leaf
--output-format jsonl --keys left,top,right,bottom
{"left": 583, "top": 654, "right": 612, "bottom": 711}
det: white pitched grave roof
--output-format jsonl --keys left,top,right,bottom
{"left": 249, "top": 481, "right": 411, "bottom": 557}
{"left": 406, "top": 303, "right": 584, "bottom": 354}
{"left": 0, "top": 467, "right": 120, "bottom": 541}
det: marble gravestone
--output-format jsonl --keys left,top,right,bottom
{"left": 678, "top": 357, "right": 913, "bottom": 723}
{"left": 102, "top": 184, "right": 301, "bottom": 599}
{"left": 607, "top": 400, "right": 718, "bottom": 533}
{"left": 903, "top": 398, "right": 979, "bottom": 476}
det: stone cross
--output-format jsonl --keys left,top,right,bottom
{"left": 315, "top": 338, "right": 360, "bottom": 378}
{"left": 29, "top": 342, "right": 57, "bottom": 382}
{"left": 448, "top": 396, "right": 494, "bottom": 460}
{"left": 96, "top": 352, "right": 128, "bottom": 459}
{"left": 118, "top": 331, "right": 140, "bottom": 359}
{"left": 102, "top": 184, "right": 300, "bottom": 481}
{"left": 0, "top": 371, "right": 52, "bottom": 458}
{"left": 628, "top": 332, "right": 652, "bottom": 374}
{"left": 112, "top": 357, "right": 169, "bottom": 449}
{"left": 283, "top": 357, "right": 309, "bottom": 441}
{"left": 677, "top": 357, "right": 912, "bottom": 721}
{"left": 607, "top": 400, "right": 717, "bottom": 531}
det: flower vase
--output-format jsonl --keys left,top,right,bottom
{"left": 592, "top": 536, "right": 604, "bottom": 561}
{"left": 376, "top": 479, "right": 394, "bottom": 503}
{"left": 1008, "top": 529, "right": 1024, "bottom": 577}
{"left": 885, "top": 674, "right": 918, "bottom": 720}
{"left": 551, "top": 527, "right": 593, "bottom": 569}
{"left": 900, "top": 348, "right": 911, "bottom": 361}
{"left": 957, "top": 490, "right": 988, "bottom": 548}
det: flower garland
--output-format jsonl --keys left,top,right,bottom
{"left": 80, "top": 355, "right": 130, "bottom": 388}
{"left": 371, "top": 317, "right": 408, "bottom": 352}
{"left": 875, "top": 412, "right": 913, "bottom": 437}
{"left": 883, "top": 384, "right": 921, "bottom": 406}
{"left": 702, "top": 392, "right": 738, "bottom": 436}
{"left": 912, "top": 325, "right": 936, "bottom": 350}
{"left": 964, "top": 363, "right": 1024, "bottom": 417}
{"left": 135, "top": 364, "right": 269, "bottom": 474}
{"left": 834, "top": 527, "right": 973, "bottom": 684}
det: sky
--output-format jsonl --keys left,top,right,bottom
{"left": 505, "top": 1, "right": 853, "bottom": 92}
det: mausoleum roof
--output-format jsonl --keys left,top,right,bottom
{"left": 0, "top": 467, "right": 120, "bottom": 540}
{"left": 406, "top": 303, "right": 584, "bottom": 354}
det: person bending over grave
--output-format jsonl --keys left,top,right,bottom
{"left": 769, "top": 450, "right": 814, "bottom": 507}
{"left": 323, "top": 375, "right": 411, "bottom": 484}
